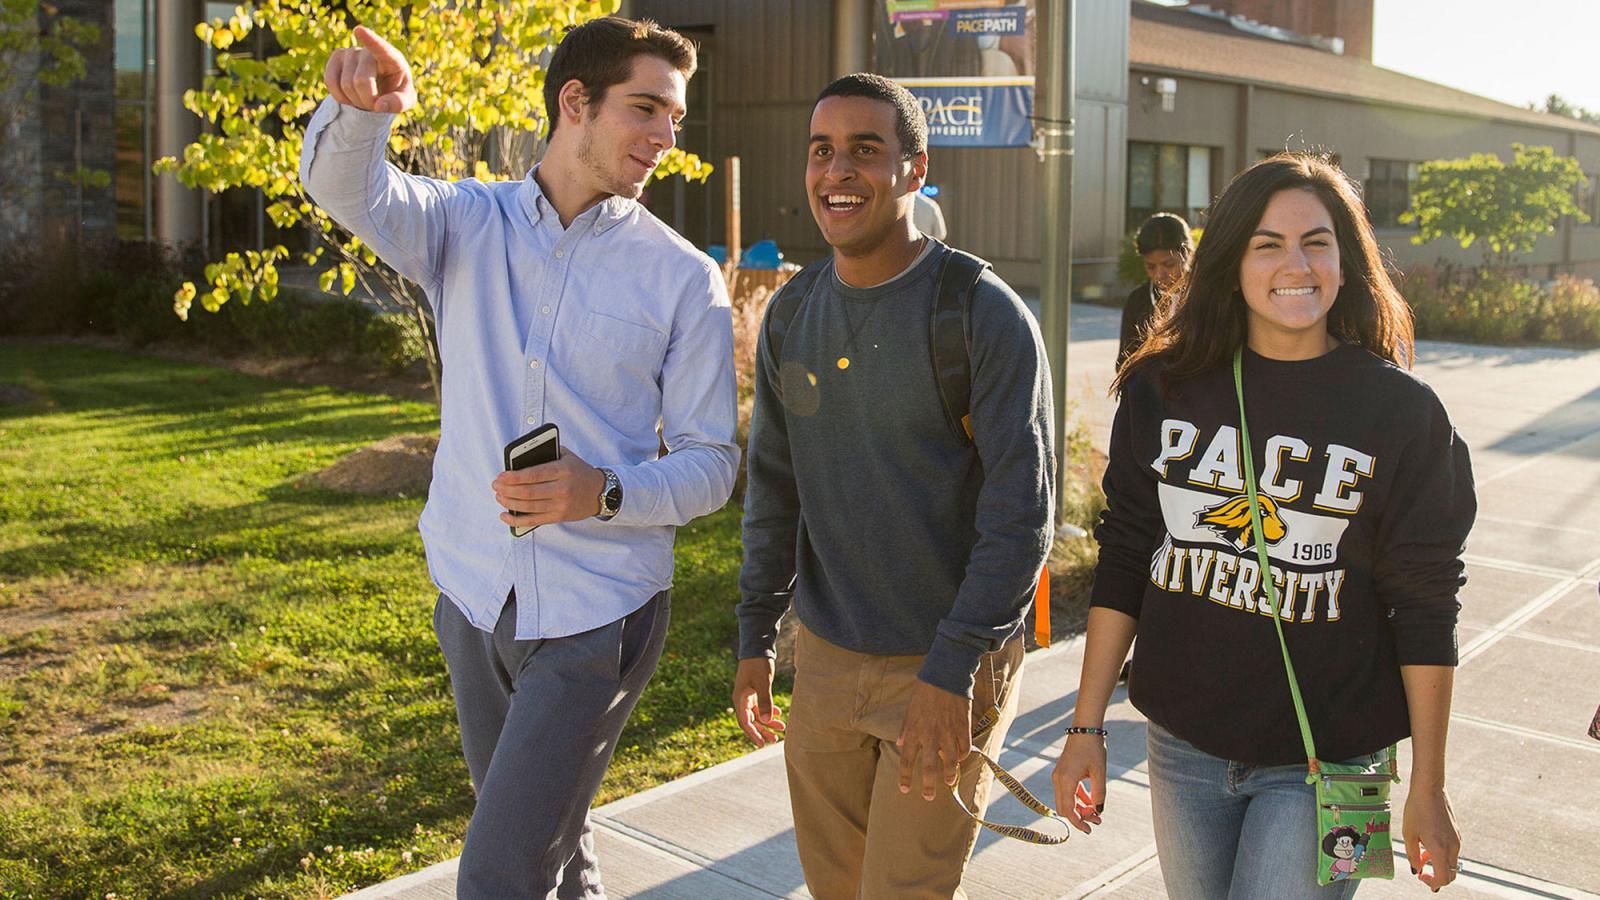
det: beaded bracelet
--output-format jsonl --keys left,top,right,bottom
{"left": 1064, "top": 726, "right": 1108, "bottom": 738}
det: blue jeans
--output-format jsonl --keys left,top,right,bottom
{"left": 1147, "top": 721, "right": 1384, "bottom": 900}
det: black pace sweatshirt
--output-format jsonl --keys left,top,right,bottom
{"left": 1092, "top": 345, "right": 1476, "bottom": 766}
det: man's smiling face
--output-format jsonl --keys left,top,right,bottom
{"left": 805, "top": 95, "right": 925, "bottom": 256}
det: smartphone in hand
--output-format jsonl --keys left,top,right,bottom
{"left": 503, "top": 423, "right": 560, "bottom": 538}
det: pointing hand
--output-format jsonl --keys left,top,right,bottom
{"left": 323, "top": 25, "right": 416, "bottom": 114}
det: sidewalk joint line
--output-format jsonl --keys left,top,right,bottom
{"left": 1394, "top": 849, "right": 1600, "bottom": 900}
{"left": 1462, "top": 553, "right": 1583, "bottom": 581}
{"left": 1059, "top": 843, "right": 1161, "bottom": 899}
{"left": 1473, "top": 512, "right": 1598, "bottom": 538}
{"left": 1475, "top": 424, "right": 1600, "bottom": 486}
{"left": 591, "top": 815, "right": 794, "bottom": 898}
{"left": 1501, "top": 629, "right": 1600, "bottom": 655}
{"left": 1460, "top": 554, "right": 1600, "bottom": 666}
{"left": 594, "top": 741, "right": 786, "bottom": 817}
{"left": 1451, "top": 711, "right": 1600, "bottom": 755}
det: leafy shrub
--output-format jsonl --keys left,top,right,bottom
{"left": 0, "top": 240, "right": 387, "bottom": 361}
{"left": 0, "top": 244, "right": 96, "bottom": 334}
{"left": 223, "top": 287, "right": 373, "bottom": 359}
{"left": 107, "top": 274, "right": 196, "bottom": 345}
{"left": 1115, "top": 226, "right": 1203, "bottom": 290}
{"left": 1115, "top": 232, "right": 1146, "bottom": 287}
{"left": 1401, "top": 265, "right": 1600, "bottom": 346}
{"left": 362, "top": 312, "right": 430, "bottom": 374}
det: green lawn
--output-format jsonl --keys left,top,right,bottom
{"left": 0, "top": 341, "right": 765, "bottom": 898}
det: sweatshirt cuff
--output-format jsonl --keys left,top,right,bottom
{"left": 1391, "top": 620, "right": 1460, "bottom": 667}
{"left": 736, "top": 599, "right": 786, "bottom": 660}
{"left": 917, "top": 633, "right": 984, "bottom": 698}
{"left": 1089, "top": 568, "right": 1148, "bottom": 619}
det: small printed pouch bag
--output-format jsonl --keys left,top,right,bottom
{"left": 1233, "top": 349, "right": 1399, "bottom": 885}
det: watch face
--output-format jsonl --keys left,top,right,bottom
{"left": 601, "top": 471, "right": 622, "bottom": 515}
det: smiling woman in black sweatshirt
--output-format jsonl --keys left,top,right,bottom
{"left": 1051, "top": 154, "right": 1475, "bottom": 900}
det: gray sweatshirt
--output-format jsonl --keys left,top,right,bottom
{"left": 736, "top": 242, "right": 1055, "bottom": 696}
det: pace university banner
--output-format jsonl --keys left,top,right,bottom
{"left": 875, "top": 1, "right": 1036, "bottom": 148}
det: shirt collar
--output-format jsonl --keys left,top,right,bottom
{"left": 518, "top": 166, "right": 636, "bottom": 235}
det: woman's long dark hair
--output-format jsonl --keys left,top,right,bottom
{"left": 1113, "top": 153, "right": 1414, "bottom": 395}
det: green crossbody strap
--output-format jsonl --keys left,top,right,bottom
{"left": 1233, "top": 349, "right": 1401, "bottom": 784}
{"left": 1232, "top": 348, "right": 1321, "bottom": 779}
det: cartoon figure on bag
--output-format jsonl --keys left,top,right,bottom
{"left": 1322, "top": 825, "right": 1368, "bottom": 880}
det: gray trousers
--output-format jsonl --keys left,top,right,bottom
{"left": 434, "top": 589, "right": 670, "bottom": 899}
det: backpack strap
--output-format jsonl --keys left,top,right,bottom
{"left": 929, "top": 248, "right": 991, "bottom": 446}
{"left": 763, "top": 258, "right": 831, "bottom": 372}
{"left": 928, "top": 248, "right": 1054, "bottom": 648}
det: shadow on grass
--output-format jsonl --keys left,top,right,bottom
{"left": 0, "top": 487, "right": 424, "bottom": 581}
{"left": 0, "top": 341, "right": 436, "bottom": 456}
{"left": 0, "top": 343, "right": 765, "bottom": 895}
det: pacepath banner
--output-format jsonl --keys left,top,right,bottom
{"left": 876, "top": 1, "right": 1036, "bottom": 148}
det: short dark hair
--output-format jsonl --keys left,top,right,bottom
{"left": 815, "top": 73, "right": 927, "bottom": 159}
{"left": 543, "top": 16, "right": 697, "bottom": 138}
{"left": 1135, "top": 212, "right": 1194, "bottom": 255}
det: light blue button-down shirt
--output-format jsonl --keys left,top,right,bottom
{"left": 299, "top": 98, "right": 739, "bottom": 639}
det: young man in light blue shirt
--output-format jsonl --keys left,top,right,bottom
{"left": 301, "top": 18, "right": 737, "bottom": 898}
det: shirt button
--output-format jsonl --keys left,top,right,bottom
{"left": 525, "top": 416, "right": 536, "bottom": 425}
{"left": 529, "top": 359, "right": 540, "bottom": 369}
{"left": 554, "top": 249, "right": 565, "bottom": 259}
{"left": 594, "top": 226, "right": 603, "bottom": 235}
{"left": 541, "top": 305, "right": 551, "bottom": 315}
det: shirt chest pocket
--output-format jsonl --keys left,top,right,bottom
{"left": 561, "top": 310, "right": 668, "bottom": 409}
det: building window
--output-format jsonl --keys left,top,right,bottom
{"left": 1365, "top": 158, "right": 1418, "bottom": 229}
{"left": 114, "top": 0, "right": 153, "bottom": 241}
{"left": 1579, "top": 172, "right": 1598, "bottom": 227}
{"left": 1259, "top": 148, "right": 1342, "bottom": 170}
{"left": 1128, "top": 141, "right": 1214, "bottom": 229}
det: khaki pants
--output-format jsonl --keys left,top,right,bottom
{"left": 784, "top": 621, "right": 1026, "bottom": 899}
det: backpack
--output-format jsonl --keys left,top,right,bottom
{"left": 761, "top": 247, "right": 1052, "bottom": 647}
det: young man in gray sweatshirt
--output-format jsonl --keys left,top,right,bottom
{"left": 732, "top": 74, "right": 1055, "bottom": 898}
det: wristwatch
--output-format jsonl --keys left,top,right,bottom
{"left": 596, "top": 467, "right": 623, "bottom": 521}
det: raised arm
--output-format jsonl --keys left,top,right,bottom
{"left": 298, "top": 26, "right": 456, "bottom": 292}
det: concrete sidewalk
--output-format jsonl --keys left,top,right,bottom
{"left": 350, "top": 306, "right": 1600, "bottom": 899}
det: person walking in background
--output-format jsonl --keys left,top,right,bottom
{"left": 1118, "top": 212, "right": 1194, "bottom": 367}
{"left": 733, "top": 74, "right": 1054, "bottom": 898}
{"left": 1053, "top": 154, "right": 1473, "bottom": 898}
{"left": 913, "top": 188, "right": 948, "bottom": 241}
{"left": 301, "top": 18, "right": 738, "bottom": 897}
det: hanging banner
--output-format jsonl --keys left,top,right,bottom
{"left": 876, "top": 0, "right": 1036, "bottom": 148}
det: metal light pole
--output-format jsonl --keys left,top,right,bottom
{"left": 1038, "top": 0, "right": 1076, "bottom": 529}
